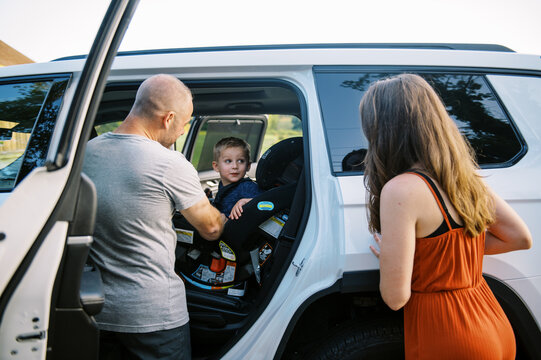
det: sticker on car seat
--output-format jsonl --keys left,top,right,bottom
{"left": 259, "top": 242, "right": 273, "bottom": 265}
{"left": 259, "top": 215, "right": 286, "bottom": 238}
{"left": 257, "top": 201, "right": 274, "bottom": 211}
{"left": 191, "top": 262, "right": 236, "bottom": 285}
{"left": 227, "top": 287, "right": 245, "bottom": 297}
{"left": 222, "top": 263, "right": 236, "bottom": 283}
{"left": 175, "top": 228, "right": 193, "bottom": 244}
{"left": 219, "top": 241, "right": 236, "bottom": 261}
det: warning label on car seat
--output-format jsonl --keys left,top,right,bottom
{"left": 219, "top": 241, "right": 236, "bottom": 261}
{"left": 175, "top": 228, "right": 194, "bottom": 244}
{"left": 259, "top": 215, "right": 286, "bottom": 238}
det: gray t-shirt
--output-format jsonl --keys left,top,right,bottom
{"left": 83, "top": 132, "right": 205, "bottom": 333}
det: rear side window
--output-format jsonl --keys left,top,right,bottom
{"left": 189, "top": 115, "right": 267, "bottom": 172}
{"left": 0, "top": 77, "right": 69, "bottom": 190}
{"left": 314, "top": 69, "right": 525, "bottom": 174}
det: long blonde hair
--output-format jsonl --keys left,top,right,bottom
{"left": 360, "top": 74, "right": 494, "bottom": 237}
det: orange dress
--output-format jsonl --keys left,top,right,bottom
{"left": 404, "top": 172, "right": 515, "bottom": 360}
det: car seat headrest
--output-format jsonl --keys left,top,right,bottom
{"left": 256, "top": 137, "right": 303, "bottom": 190}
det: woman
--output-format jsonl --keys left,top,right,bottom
{"left": 361, "top": 74, "right": 532, "bottom": 359}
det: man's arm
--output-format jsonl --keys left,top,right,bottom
{"left": 180, "top": 197, "right": 225, "bottom": 240}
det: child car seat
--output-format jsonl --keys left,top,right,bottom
{"left": 174, "top": 137, "right": 303, "bottom": 294}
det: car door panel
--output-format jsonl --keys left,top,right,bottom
{"left": 0, "top": 1, "right": 140, "bottom": 359}
{"left": 47, "top": 173, "right": 102, "bottom": 360}
{"left": 0, "top": 221, "right": 67, "bottom": 359}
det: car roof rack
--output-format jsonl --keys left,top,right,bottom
{"left": 54, "top": 43, "right": 514, "bottom": 61}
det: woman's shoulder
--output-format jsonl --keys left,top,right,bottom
{"left": 383, "top": 172, "right": 427, "bottom": 190}
{"left": 381, "top": 173, "right": 429, "bottom": 203}
{"left": 381, "top": 173, "right": 442, "bottom": 227}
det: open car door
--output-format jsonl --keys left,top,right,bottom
{"left": 0, "top": 1, "right": 139, "bottom": 358}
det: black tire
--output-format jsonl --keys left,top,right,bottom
{"left": 304, "top": 319, "right": 404, "bottom": 360}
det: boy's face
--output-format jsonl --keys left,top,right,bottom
{"left": 212, "top": 146, "right": 250, "bottom": 186}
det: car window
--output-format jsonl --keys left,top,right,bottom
{"left": 0, "top": 77, "right": 69, "bottom": 190}
{"left": 94, "top": 118, "right": 194, "bottom": 149}
{"left": 188, "top": 114, "right": 302, "bottom": 172}
{"left": 260, "top": 115, "right": 302, "bottom": 156}
{"left": 314, "top": 69, "right": 525, "bottom": 174}
{"left": 189, "top": 115, "right": 267, "bottom": 172}
{"left": 175, "top": 122, "right": 192, "bottom": 151}
{"left": 94, "top": 121, "right": 122, "bottom": 136}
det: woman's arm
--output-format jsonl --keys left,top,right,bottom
{"left": 484, "top": 188, "right": 532, "bottom": 255}
{"left": 374, "top": 176, "right": 418, "bottom": 310}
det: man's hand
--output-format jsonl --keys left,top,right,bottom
{"left": 229, "top": 198, "right": 252, "bottom": 220}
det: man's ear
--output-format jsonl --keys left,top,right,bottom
{"left": 212, "top": 161, "right": 219, "bottom": 172}
{"left": 163, "top": 111, "right": 175, "bottom": 129}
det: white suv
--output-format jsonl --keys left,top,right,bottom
{"left": 0, "top": 4, "right": 540, "bottom": 360}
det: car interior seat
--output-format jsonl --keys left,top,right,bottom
{"left": 174, "top": 137, "right": 304, "bottom": 294}
{"left": 174, "top": 137, "right": 304, "bottom": 351}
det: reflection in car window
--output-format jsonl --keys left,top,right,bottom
{"left": 0, "top": 78, "right": 69, "bottom": 190}
{"left": 0, "top": 81, "right": 51, "bottom": 190}
{"left": 314, "top": 69, "right": 524, "bottom": 174}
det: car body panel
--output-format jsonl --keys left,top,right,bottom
{"left": 1, "top": 44, "right": 540, "bottom": 358}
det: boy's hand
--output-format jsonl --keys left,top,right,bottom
{"left": 229, "top": 198, "right": 252, "bottom": 220}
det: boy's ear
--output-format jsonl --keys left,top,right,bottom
{"left": 212, "top": 161, "right": 219, "bottom": 172}
{"left": 246, "top": 162, "right": 251, "bottom": 172}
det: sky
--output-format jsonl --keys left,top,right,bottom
{"left": 1, "top": 0, "right": 541, "bottom": 63}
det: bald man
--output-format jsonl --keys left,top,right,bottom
{"left": 83, "top": 74, "right": 224, "bottom": 359}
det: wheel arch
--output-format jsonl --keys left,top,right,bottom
{"left": 484, "top": 274, "right": 541, "bottom": 359}
{"left": 274, "top": 270, "right": 388, "bottom": 359}
{"left": 274, "top": 271, "right": 541, "bottom": 359}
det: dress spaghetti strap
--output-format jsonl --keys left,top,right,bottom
{"left": 407, "top": 170, "right": 452, "bottom": 231}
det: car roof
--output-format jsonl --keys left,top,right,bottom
{"left": 55, "top": 43, "right": 515, "bottom": 61}
{"left": 2, "top": 43, "right": 540, "bottom": 79}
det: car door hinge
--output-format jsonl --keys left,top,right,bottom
{"left": 292, "top": 258, "right": 305, "bottom": 276}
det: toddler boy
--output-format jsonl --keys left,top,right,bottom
{"left": 212, "top": 137, "right": 263, "bottom": 219}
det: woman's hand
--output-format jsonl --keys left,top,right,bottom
{"left": 369, "top": 233, "right": 381, "bottom": 259}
